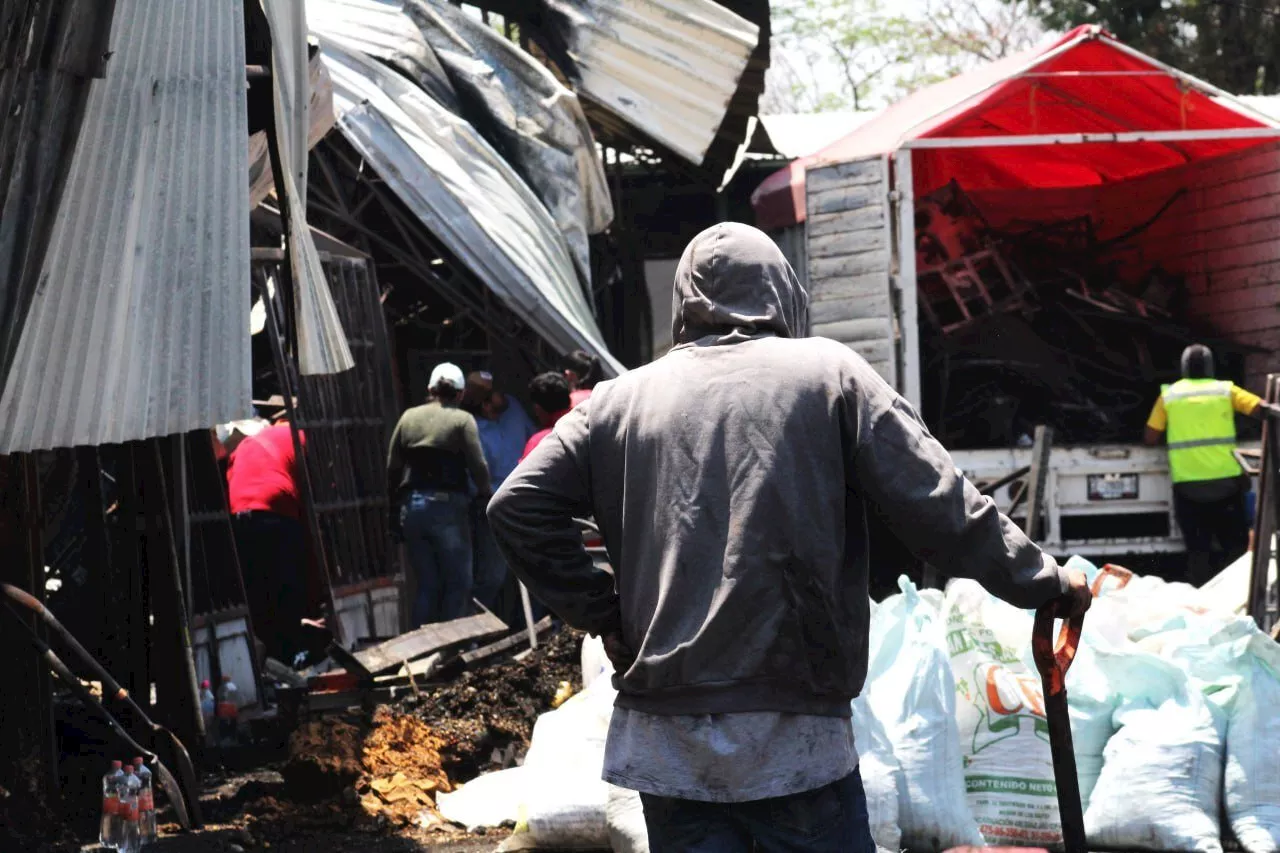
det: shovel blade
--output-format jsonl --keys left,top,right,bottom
{"left": 152, "top": 727, "right": 203, "bottom": 828}
{"left": 152, "top": 757, "right": 192, "bottom": 830}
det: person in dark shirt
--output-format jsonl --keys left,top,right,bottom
{"left": 562, "top": 350, "right": 602, "bottom": 409}
{"left": 226, "top": 421, "right": 308, "bottom": 666}
{"left": 521, "top": 372, "right": 573, "bottom": 462}
{"left": 388, "top": 363, "right": 491, "bottom": 626}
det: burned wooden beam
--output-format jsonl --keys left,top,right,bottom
{"left": 350, "top": 612, "right": 507, "bottom": 675}
{"left": 460, "top": 617, "right": 555, "bottom": 666}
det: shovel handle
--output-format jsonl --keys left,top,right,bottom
{"left": 1032, "top": 604, "right": 1084, "bottom": 697}
{"left": 4, "top": 583, "right": 137, "bottom": 707}
{"left": 3, "top": 582, "right": 42, "bottom": 613}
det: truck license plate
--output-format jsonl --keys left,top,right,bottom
{"left": 1087, "top": 473, "right": 1139, "bottom": 501}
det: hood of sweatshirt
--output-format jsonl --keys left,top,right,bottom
{"left": 671, "top": 222, "right": 809, "bottom": 347}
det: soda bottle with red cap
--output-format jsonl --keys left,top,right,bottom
{"left": 99, "top": 759, "right": 124, "bottom": 848}
{"left": 132, "top": 757, "right": 156, "bottom": 844}
{"left": 119, "top": 763, "right": 141, "bottom": 853}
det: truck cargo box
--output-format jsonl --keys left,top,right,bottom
{"left": 758, "top": 26, "right": 1280, "bottom": 556}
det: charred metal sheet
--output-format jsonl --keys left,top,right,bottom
{"left": 306, "top": 0, "right": 458, "bottom": 112}
{"left": 405, "top": 0, "right": 613, "bottom": 286}
{"left": 0, "top": 0, "right": 117, "bottom": 410}
{"left": 319, "top": 38, "right": 624, "bottom": 375}
{"left": 0, "top": 0, "right": 252, "bottom": 452}
{"left": 542, "top": 0, "right": 759, "bottom": 166}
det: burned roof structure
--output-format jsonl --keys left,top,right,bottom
{"left": 300, "top": 0, "right": 769, "bottom": 372}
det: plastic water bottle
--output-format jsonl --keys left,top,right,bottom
{"left": 99, "top": 759, "right": 124, "bottom": 848}
{"left": 216, "top": 675, "right": 240, "bottom": 745}
{"left": 199, "top": 679, "right": 216, "bottom": 746}
{"left": 132, "top": 757, "right": 156, "bottom": 845}
{"left": 119, "top": 764, "right": 141, "bottom": 853}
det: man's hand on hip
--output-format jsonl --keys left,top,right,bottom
{"left": 602, "top": 631, "right": 637, "bottom": 674}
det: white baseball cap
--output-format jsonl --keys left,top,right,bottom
{"left": 429, "top": 362, "right": 466, "bottom": 391}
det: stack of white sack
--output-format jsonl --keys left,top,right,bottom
{"left": 865, "top": 577, "right": 982, "bottom": 852}
{"left": 940, "top": 579, "right": 1113, "bottom": 849}
{"left": 1063, "top": 556, "right": 1280, "bottom": 853}
{"left": 443, "top": 557, "right": 1280, "bottom": 853}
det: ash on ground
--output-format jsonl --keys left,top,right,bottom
{"left": 398, "top": 626, "right": 584, "bottom": 779}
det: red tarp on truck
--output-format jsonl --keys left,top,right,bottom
{"left": 751, "top": 25, "right": 1278, "bottom": 230}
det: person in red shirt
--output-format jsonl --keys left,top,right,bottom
{"left": 521, "top": 373, "right": 573, "bottom": 462}
{"left": 562, "top": 350, "right": 602, "bottom": 409}
{"left": 226, "top": 421, "right": 308, "bottom": 666}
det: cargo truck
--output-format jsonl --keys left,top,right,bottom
{"left": 755, "top": 25, "right": 1280, "bottom": 558}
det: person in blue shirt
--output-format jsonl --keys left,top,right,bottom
{"left": 463, "top": 371, "right": 536, "bottom": 611}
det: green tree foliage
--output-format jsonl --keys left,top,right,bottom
{"left": 1018, "top": 0, "right": 1280, "bottom": 94}
{"left": 766, "top": 0, "right": 1044, "bottom": 113}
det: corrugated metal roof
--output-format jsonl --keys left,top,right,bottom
{"left": 404, "top": 0, "right": 614, "bottom": 285}
{"left": 0, "top": 0, "right": 253, "bottom": 453}
{"left": 307, "top": 0, "right": 613, "bottom": 288}
{"left": 306, "top": 0, "right": 459, "bottom": 110}
{"left": 546, "top": 0, "right": 760, "bottom": 165}
{"left": 0, "top": 0, "right": 117, "bottom": 402}
{"left": 318, "top": 38, "right": 624, "bottom": 376}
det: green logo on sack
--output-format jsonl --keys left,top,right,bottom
{"left": 966, "top": 775, "right": 1057, "bottom": 797}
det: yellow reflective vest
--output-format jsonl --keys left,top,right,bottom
{"left": 1161, "top": 378, "right": 1241, "bottom": 484}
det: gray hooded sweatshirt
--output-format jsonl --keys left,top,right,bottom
{"left": 489, "top": 222, "right": 1066, "bottom": 720}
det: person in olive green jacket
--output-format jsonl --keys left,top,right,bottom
{"left": 388, "top": 362, "right": 490, "bottom": 626}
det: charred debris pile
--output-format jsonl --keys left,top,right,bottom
{"left": 913, "top": 180, "right": 1248, "bottom": 449}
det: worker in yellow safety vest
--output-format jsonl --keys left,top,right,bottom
{"left": 1144, "top": 344, "right": 1274, "bottom": 583}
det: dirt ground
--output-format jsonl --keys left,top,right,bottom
{"left": 11, "top": 628, "right": 588, "bottom": 853}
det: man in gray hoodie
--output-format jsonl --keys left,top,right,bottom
{"left": 489, "top": 223, "right": 1090, "bottom": 851}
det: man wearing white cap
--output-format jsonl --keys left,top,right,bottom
{"left": 387, "top": 362, "right": 492, "bottom": 626}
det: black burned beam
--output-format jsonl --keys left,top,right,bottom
{"left": 460, "top": 617, "right": 554, "bottom": 666}
{"left": 351, "top": 612, "right": 508, "bottom": 674}
{"left": 139, "top": 439, "right": 205, "bottom": 752}
{"left": 0, "top": 454, "right": 58, "bottom": 832}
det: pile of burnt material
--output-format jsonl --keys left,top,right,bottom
{"left": 913, "top": 180, "right": 1250, "bottom": 449}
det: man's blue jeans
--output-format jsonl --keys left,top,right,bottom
{"left": 401, "top": 491, "right": 472, "bottom": 627}
{"left": 639, "top": 767, "right": 876, "bottom": 853}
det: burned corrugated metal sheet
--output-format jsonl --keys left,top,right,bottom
{"left": 306, "top": 0, "right": 458, "bottom": 112}
{"left": 319, "top": 38, "right": 624, "bottom": 376}
{"left": 405, "top": 0, "right": 612, "bottom": 287}
{"left": 0, "top": 0, "right": 116, "bottom": 407}
{"left": 0, "top": 0, "right": 253, "bottom": 452}
{"left": 261, "top": 0, "right": 354, "bottom": 376}
{"left": 542, "top": 0, "right": 759, "bottom": 166}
